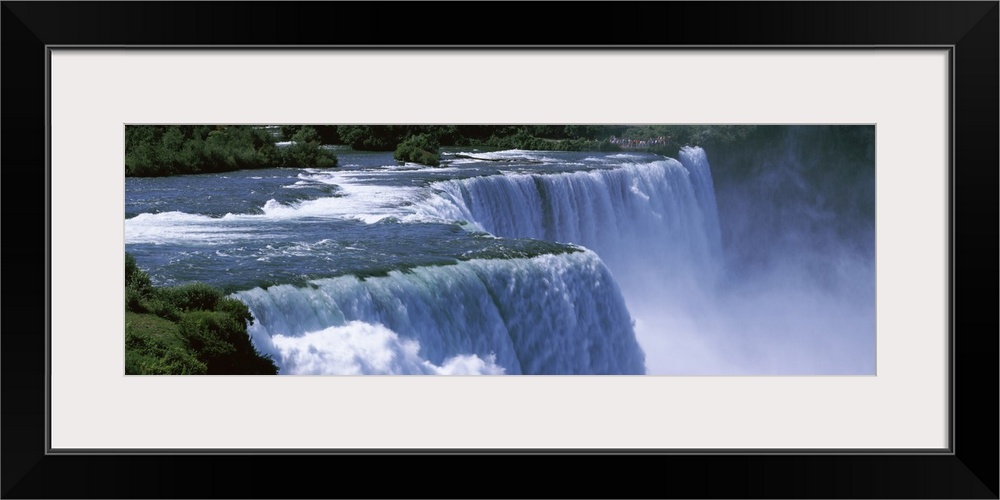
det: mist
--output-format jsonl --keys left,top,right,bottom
{"left": 637, "top": 125, "right": 876, "bottom": 374}
{"left": 427, "top": 128, "right": 876, "bottom": 374}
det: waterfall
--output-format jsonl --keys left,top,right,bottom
{"left": 233, "top": 250, "right": 645, "bottom": 375}
{"left": 426, "top": 147, "right": 724, "bottom": 297}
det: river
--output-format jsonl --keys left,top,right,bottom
{"left": 125, "top": 144, "right": 875, "bottom": 375}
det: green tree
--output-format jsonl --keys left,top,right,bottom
{"left": 124, "top": 125, "right": 337, "bottom": 177}
{"left": 394, "top": 133, "right": 440, "bottom": 166}
{"left": 280, "top": 126, "right": 337, "bottom": 168}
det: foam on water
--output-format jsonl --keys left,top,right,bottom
{"left": 271, "top": 321, "right": 505, "bottom": 375}
{"left": 126, "top": 179, "right": 430, "bottom": 245}
{"left": 412, "top": 147, "right": 735, "bottom": 373}
{"left": 129, "top": 144, "right": 873, "bottom": 375}
{"left": 125, "top": 211, "right": 257, "bottom": 245}
{"left": 234, "top": 250, "right": 645, "bottom": 375}
{"left": 450, "top": 149, "right": 560, "bottom": 164}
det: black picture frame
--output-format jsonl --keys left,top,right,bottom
{"left": 3, "top": 2, "right": 997, "bottom": 498}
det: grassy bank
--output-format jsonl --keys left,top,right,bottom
{"left": 125, "top": 253, "right": 277, "bottom": 375}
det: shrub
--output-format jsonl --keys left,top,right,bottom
{"left": 125, "top": 346, "right": 208, "bottom": 375}
{"left": 394, "top": 133, "right": 440, "bottom": 166}
{"left": 178, "top": 312, "right": 238, "bottom": 362}
{"left": 123, "top": 253, "right": 276, "bottom": 375}
{"left": 125, "top": 325, "right": 207, "bottom": 375}
{"left": 159, "top": 282, "right": 224, "bottom": 312}
{"left": 125, "top": 287, "right": 148, "bottom": 313}
{"left": 125, "top": 125, "right": 336, "bottom": 176}
{"left": 125, "top": 253, "right": 153, "bottom": 293}
{"left": 125, "top": 252, "right": 156, "bottom": 313}
{"left": 145, "top": 296, "right": 182, "bottom": 322}
{"left": 215, "top": 297, "right": 254, "bottom": 326}
{"left": 338, "top": 125, "right": 402, "bottom": 150}
{"left": 279, "top": 126, "right": 338, "bottom": 168}
{"left": 178, "top": 311, "right": 277, "bottom": 375}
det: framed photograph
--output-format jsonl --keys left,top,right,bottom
{"left": 5, "top": 2, "right": 996, "bottom": 498}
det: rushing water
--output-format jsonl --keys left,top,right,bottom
{"left": 126, "top": 146, "right": 875, "bottom": 375}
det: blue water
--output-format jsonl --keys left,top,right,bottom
{"left": 125, "top": 149, "right": 633, "bottom": 290}
{"left": 126, "top": 146, "right": 875, "bottom": 375}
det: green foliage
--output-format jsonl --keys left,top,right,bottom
{"left": 125, "top": 287, "right": 147, "bottom": 313}
{"left": 125, "top": 253, "right": 152, "bottom": 293}
{"left": 125, "top": 252, "right": 155, "bottom": 313}
{"left": 594, "top": 140, "right": 621, "bottom": 152}
{"left": 124, "top": 124, "right": 766, "bottom": 176}
{"left": 178, "top": 312, "right": 239, "bottom": 361}
{"left": 283, "top": 124, "right": 626, "bottom": 152}
{"left": 280, "top": 125, "right": 303, "bottom": 141}
{"left": 282, "top": 125, "right": 339, "bottom": 144}
{"left": 278, "top": 126, "right": 338, "bottom": 168}
{"left": 472, "top": 127, "right": 544, "bottom": 150}
{"left": 394, "top": 133, "right": 440, "bottom": 166}
{"left": 123, "top": 252, "right": 277, "bottom": 375}
{"left": 178, "top": 311, "right": 277, "bottom": 375}
{"left": 458, "top": 127, "right": 621, "bottom": 152}
{"left": 145, "top": 297, "right": 182, "bottom": 322}
{"left": 125, "top": 324, "right": 208, "bottom": 375}
{"left": 159, "top": 283, "right": 223, "bottom": 312}
{"left": 337, "top": 125, "right": 408, "bottom": 151}
{"left": 545, "top": 138, "right": 620, "bottom": 152}
{"left": 563, "top": 125, "right": 625, "bottom": 140}
{"left": 216, "top": 297, "right": 255, "bottom": 326}
{"left": 335, "top": 125, "right": 462, "bottom": 151}
{"left": 125, "top": 125, "right": 337, "bottom": 177}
